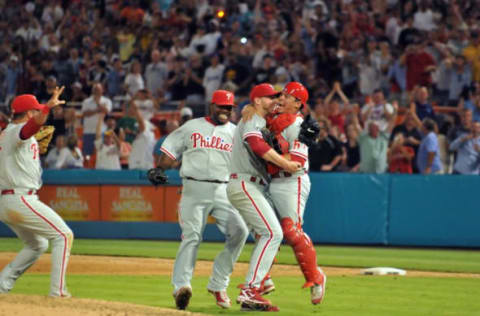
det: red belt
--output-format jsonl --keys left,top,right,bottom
{"left": 230, "top": 173, "right": 266, "bottom": 186}
{"left": 272, "top": 170, "right": 308, "bottom": 179}
{"left": 1, "top": 189, "right": 36, "bottom": 195}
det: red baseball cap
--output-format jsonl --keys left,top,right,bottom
{"left": 283, "top": 82, "right": 309, "bottom": 106}
{"left": 212, "top": 90, "right": 235, "bottom": 106}
{"left": 11, "top": 94, "right": 45, "bottom": 114}
{"left": 249, "top": 83, "right": 279, "bottom": 102}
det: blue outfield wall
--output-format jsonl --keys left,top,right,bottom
{"left": 1, "top": 170, "right": 479, "bottom": 247}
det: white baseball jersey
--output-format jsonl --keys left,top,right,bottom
{"left": 229, "top": 114, "right": 268, "bottom": 180}
{"left": 281, "top": 116, "right": 309, "bottom": 174}
{"left": 161, "top": 117, "right": 236, "bottom": 182}
{"left": 0, "top": 122, "right": 73, "bottom": 297}
{"left": 0, "top": 123, "right": 42, "bottom": 190}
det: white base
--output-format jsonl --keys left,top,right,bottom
{"left": 361, "top": 267, "right": 407, "bottom": 276}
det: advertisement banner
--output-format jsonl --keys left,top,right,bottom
{"left": 101, "top": 186, "right": 164, "bottom": 221}
{"left": 38, "top": 185, "right": 100, "bottom": 221}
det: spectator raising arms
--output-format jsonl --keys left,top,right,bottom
{"left": 94, "top": 113, "right": 121, "bottom": 170}
{"left": 81, "top": 83, "right": 112, "bottom": 157}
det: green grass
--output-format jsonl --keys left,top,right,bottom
{"left": 10, "top": 274, "right": 480, "bottom": 316}
{"left": 2, "top": 238, "right": 480, "bottom": 273}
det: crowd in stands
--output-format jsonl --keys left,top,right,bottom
{"left": 1, "top": 0, "right": 480, "bottom": 174}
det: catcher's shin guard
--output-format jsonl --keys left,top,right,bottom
{"left": 281, "top": 217, "right": 322, "bottom": 287}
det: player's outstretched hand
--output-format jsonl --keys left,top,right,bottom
{"left": 284, "top": 160, "right": 302, "bottom": 174}
{"left": 46, "top": 86, "right": 66, "bottom": 109}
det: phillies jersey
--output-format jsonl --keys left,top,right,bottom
{"left": 282, "top": 116, "right": 309, "bottom": 175}
{"left": 0, "top": 123, "right": 42, "bottom": 190}
{"left": 161, "top": 117, "right": 235, "bottom": 182}
{"left": 229, "top": 114, "right": 268, "bottom": 180}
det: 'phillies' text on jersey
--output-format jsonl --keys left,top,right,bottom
{"left": 191, "top": 132, "right": 233, "bottom": 152}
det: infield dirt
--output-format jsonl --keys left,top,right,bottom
{"left": 0, "top": 253, "right": 478, "bottom": 316}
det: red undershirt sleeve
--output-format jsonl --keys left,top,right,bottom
{"left": 246, "top": 136, "right": 271, "bottom": 157}
{"left": 20, "top": 118, "right": 42, "bottom": 140}
{"left": 290, "top": 153, "right": 306, "bottom": 167}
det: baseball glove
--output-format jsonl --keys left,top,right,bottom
{"left": 298, "top": 115, "right": 320, "bottom": 147}
{"left": 34, "top": 125, "right": 55, "bottom": 154}
{"left": 147, "top": 168, "right": 169, "bottom": 185}
{"left": 261, "top": 128, "right": 282, "bottom": 154}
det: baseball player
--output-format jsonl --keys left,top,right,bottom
{"left": 0, "top": 88, "right": 74, "bottom": 297}
{"left": 268, "top": 82, "right": 326, "bottom": 304}
{"left": 156, "top": 90, "right": 249, "bottom": 310}
{"left": 227, "top": 83, "right": 302, "bottom": 311}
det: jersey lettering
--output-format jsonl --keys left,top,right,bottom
{"left": 293, "top": 140, "right": 301, "bottom": 150}
{"left": 30, "top": 143, "right": 38, "bottom": 160}
{"left": 191, "top": 132, "right": 232, "bottom": 152}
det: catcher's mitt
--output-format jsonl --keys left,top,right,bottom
{"left": 298, "top": 115, "right": 320, "bottom": 147}
{"left": 147, "top": 168, "right": 169, "bottom": 185}
{"left": 261, "top": 128, "right": 283, "bottom": 154}
{"left": 34, "top": 125, "right": 55, "bottom": 154}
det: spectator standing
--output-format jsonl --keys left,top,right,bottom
{"left": 203, "top": 54, "right": 225, "bottom": 104}
{"left": 145, "top": 49, "right": 168, "bottom": 98}
{"left": 54, "top": 135, "right": 84, "bottom": 169}
{"left": 449, "top": 122, "right": 480, "bottom": 175}
{"left": 124, "top": 60, "right": 145, "bottom": 97}
{"left": 324, "top": 82, "right": 351, "bottom": 135}
{"left": 361, "top": 90, "right": 394, "bottom": 132}
{"left": 308, "top": 118, "right": 343, "bottom": 172}
{"left": 463, "top": 94, "right": 480, "bottom": 123}
{"left": 390, "top": 112, "right": 422, "bottom": 173}
{"left": 128, "top": 103, "right": 156, "bottom": 170}
{"left": 184, "top": 54, "right": 206, "bottom": 106}
{"left": 117, "top": 104, "right": 139, "bottom": 144}
{"left": 388, "top": 133, "right": 415, "bottom": 174}
{"left": 401, "top": 43, "right": 436, "bottom": 92}
{"left": 340, "top": 123, "right": 360, "bottom": 172}
{"left": 5, "top": 55, "right": 22, "bottom": 104}
{"left": 355, "top": 103, "right": 398, "bottom": 174}
{"left": 415, "top": 117, "right": 443, "bottom": 174}
{"left": 81, "top": 83, "right": 113, "bottom": 157}
{"left": 447, "top": 55, "right": 472, "bottom": 106}
{"left": 114, "top": 127, "right": 132, "bottom": 170}
{"left": 106, "top": 58, "right": 125, "bottom": 98}
{"left": 94, "top": 113, "right": 121, "bottom": 170}
{"left": 463, "top": 31, "right": 480, "bottom": 83}
{"left": 45, "top": 135, "right": 66, "bottom": 169}
{"left": 131, "top": 89, "right": 157, "bottom": 122}
{"left": 412, "top": 86, "right": 436, "bottom": 121}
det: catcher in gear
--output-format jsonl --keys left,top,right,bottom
{"left": 34, "top": 125, "right": 55, "bottom": 154}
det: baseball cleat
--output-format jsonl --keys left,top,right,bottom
{"left": 174, "top": 286, "right": 192, "bottom": 310}
{"left": 236, "top": 287, "right": 271, "bottom": 306}
{"left": 241, "top": 302, "right": 280, "bottom": 312}
{"left": 260, "top": 277, "right": 275, "bottom": 295}
{"left": 311, "top": 267, "right": 327, "bottom": 305}
{"left": 208, "top": 289, "right": 231, "bottom": 309}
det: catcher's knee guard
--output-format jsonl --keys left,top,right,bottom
{"left": 281, "top": 217, "right": 322, "bottom": 287}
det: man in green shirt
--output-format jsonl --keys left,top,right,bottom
{"left": 352, "top": 103, "right": 397, "bottom": 173}
{"left": 117, "top": 104, "right": 139, "bottom": 144}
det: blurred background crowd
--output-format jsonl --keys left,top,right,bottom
{"left": 1, "top": 0, "right": 480, "bottom": 175}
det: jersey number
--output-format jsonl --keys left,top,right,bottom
{"left": 31, "top": 143, "right": 38, "bottom": 160}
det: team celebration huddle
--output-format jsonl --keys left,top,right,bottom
{"left": 0, "top": 81, "right": 325, "bottom": 312}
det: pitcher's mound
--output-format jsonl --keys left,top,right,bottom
{"left": 0, "top": 294, "right": 208, "bottom": 316}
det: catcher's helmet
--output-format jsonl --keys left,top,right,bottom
{"left": 283, "top": 82, "right": 309, "bottom": 107}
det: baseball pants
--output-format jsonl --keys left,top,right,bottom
{"left": 269, "top": 173, "right": 311, "bottom": 224}
{"left": 226, "top": 176, "right": 283, "bottom": 289}
{"left": 172, "top": 179, "right": 248, "bottom": 293}
{"left": 0, "top": 193, "right": 73, "bottom": 297}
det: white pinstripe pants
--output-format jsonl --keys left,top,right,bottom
{"left": 0, "top": 193, "right": 73, "bottom": 297}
